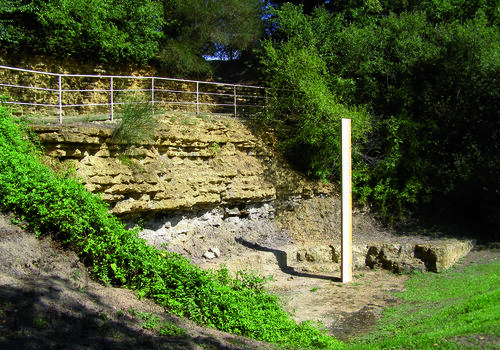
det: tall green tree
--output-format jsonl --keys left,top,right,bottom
{"left": 159, "top": 0, "right": 264, "bottom": 75}
{"left": 331, "top": 10, "right": 500, "bottom": 229}
{"left": 260, "top": 4, "right": 371, "bottom": 179}
{"left": 0, "top": 0, "right": 265, "bottom": 76}
{"left": 267, "top": 0, "right": 500, "bottom": 25}
{"left": 0, "top": 0, "right": 164, "bottom": 63}
{"left": 260, "top": 2, "right": 500, "bottom": 236}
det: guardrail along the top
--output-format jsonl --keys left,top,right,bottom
{"left": 0, "top": 65, "right": 268, "bottom": 123}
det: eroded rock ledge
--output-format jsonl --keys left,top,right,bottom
{"left": 30, "top": 115, "right": 330, "bottom": 218}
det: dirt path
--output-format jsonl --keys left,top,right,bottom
{"left": 197, "top": 238, "right": 411, "bottom": 343}
{"left": 267, "top": 266, "right": 408, "bottom": 341}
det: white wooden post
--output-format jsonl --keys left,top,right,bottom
{"left": 58, "top": 74, "right": 62, "bottom": 124}
{"left": 341, "top": 118, "right": 353, "bottom": 283}
{"left": 110, "top": 77, "right": 114, "bottom": 122}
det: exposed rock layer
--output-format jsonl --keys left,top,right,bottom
{"left": 30, "top": 115, "right": 330, "bottom": 218}
{"left": 30, "top": 117, "right": 474, "bottom": 274}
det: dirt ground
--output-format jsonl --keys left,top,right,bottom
{"left": 0, "top": 212, "right": 277, "bottom": 350}
{"left": 0, "top": 211, "right": 497, "bottom": 349}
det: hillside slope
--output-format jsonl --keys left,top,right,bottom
{"left": 0, "top": 212, "right": 277, "bottom": 350}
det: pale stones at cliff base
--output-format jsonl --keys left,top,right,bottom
{"left": 203, "top": 247, "right": 221, "bottom": 260}
{"left": 138, "top": 204, "right": 276, "bottom": 248}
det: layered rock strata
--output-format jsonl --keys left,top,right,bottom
{"left": 30, "top": 117, "right": 474, "bottom": 274}
{"left": 30, "top": 115, "right": 329, "bottom": 218}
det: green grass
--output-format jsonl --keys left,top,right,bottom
{"left": 352, "top": 259, "right": 500, "bottom": 349}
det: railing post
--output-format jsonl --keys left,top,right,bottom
{"left": 151, "top": 77, "right": 155, "bottom": 116}
{"left": 196, "top": 82, "right": 199, "bottom": 115}
{"left": 58, "top": 74, "right": 62, "bottom": 124}
{"left": 265, "top": 88, "right": 269, "bottom": 114}
{"left": 110, "top": 77, "right": 114, "bottom": 122}
{"left": 233, "top": 85, "right": 237, "bottom": 117}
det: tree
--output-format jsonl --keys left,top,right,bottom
{"left": 260, "top": 4, "right": 372, "bottom": 179}
{"left": 158, "top": 0, "right": 264, "bottom": 75}
{"left": 259, "top": 2, "right": 500, "bottom": 236}
{"left": 267, "top": 0, "right": 500, "bottom": 25}
{"left": 331, "top": 11, "right": 500, "bottom": 228}
{"left": 0, "top": 0, "right": 164, "bottom": 63}
{"left": 0, "top": 0, "right": 265, "bottom": 77}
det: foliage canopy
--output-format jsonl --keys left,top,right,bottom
{"left": 259, "top": 1, "right": 500, "bottom": 235}
{"left": 0, "top": 0, "right": 264, "bottom": 76}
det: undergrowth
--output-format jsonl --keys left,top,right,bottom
{"left": 110, "top": 95, "right": 158, "bottom": 147}
{"left": 353, "top": 258, "right": 500, "bottom": 349}
{"left": 0, "top": 104, "right": 343, "bottom": 348}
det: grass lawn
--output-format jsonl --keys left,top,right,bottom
{"left": 352, "top": 253, "right": 499, "bottom": 349}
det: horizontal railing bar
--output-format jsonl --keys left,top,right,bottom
{"left": 0, "top": 65, "right": 267, "bottom": 89}
{"left": 237, "top": 94, "right": 267, "bottom": 98}
{"left": 151, "top": 89, "right": 197, "bottom": 95}
{"left": 5, "top": 99, "right": 267, "bottom": 108}
{"left": 63, "top": 89, "right": 110, "bottom": 93}
{"left": 63, "top": 88, "right": 153, "bottom": 93}
{"left": 0, "top": 83, "right": 58, "bottom": 92}
{"left": 3, "top": 101, "right": 58, "bottom": 107}
{"left": 237, "top": 104, "right": 267, "bottom": 108}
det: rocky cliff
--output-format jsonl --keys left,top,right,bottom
{"left": 30, "top": 115, "right": 473, "bottom": 273}
{"left": 31, "top": 114, "right": 330, "bottom": 218}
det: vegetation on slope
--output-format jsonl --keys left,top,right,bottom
{"left": 0, "top": 103, "right": 342, "bottom": 348}
{"left": 355, "top": 255, "right": 500, "bottom": 349}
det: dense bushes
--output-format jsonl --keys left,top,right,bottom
{"left": 0, "top": 104, "right": 342, "bottom": 348}
{"left": 260, "top": 4, "right": 372, "bottom": 180}
{"left": 260, "top": 2, "right": 500, "bottom": 235}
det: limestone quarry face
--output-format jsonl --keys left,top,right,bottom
{"left": 31, "top": 115, "right": 330, "bottom": 218}
{"left": 30, "top": 116, "right": 474, "bottom": 274}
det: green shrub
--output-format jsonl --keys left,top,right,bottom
{"left": 110, "top": 95, "right": 158, "bottom": 147}
{"left": 260, "top": 4, "right": 500, "bottom": 231}
{"left": 260, "top": 4, "right": 372, "bottom": 181}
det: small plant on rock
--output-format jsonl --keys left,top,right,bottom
{"left": 110, "top": 95, "right": 157, "bottom": 148}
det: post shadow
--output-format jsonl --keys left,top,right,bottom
{"left": 235, "top": 237, "right": 341, "bottom": 282}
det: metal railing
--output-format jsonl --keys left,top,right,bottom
{"left": 0, "top": 65, "right": 269, "bottom": 123}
